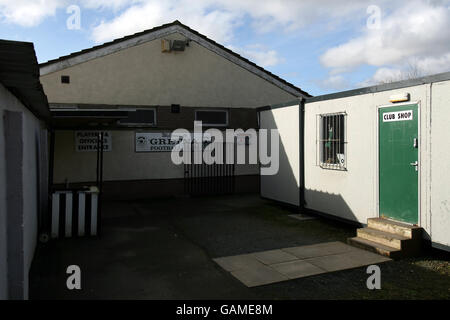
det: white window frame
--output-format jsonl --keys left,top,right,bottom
{"left": 317, "top": 111, "right": 347, "bottom": 170}
{"left": 195, "top": 109, "right": 229, "bottom": 127}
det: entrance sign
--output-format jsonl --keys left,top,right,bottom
{"left": 382, "top": 110, "right": 413, "bottom": 122}
{"left": 75, "top": 131, "right": 111, "bottom": 152}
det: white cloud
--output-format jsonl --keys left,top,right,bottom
{"left": 317, "top": 75, "right": 350, "bottom": 90}
{"left": 410, "top": 53, "right": 450, "bottom": 75}
{"left": 0, "top": 0, "right": 66, "bottom": 27}
{"left": 90, "top": 0, "right": 241, "bottom": 44}
{"left": 227, "top": 44, "right": 283, "bottom": 68}
{"left": 361, "top": 54, "right": 450, "bottom": 85}
{"left": 88, "top": 0, "right": 382, "bottom": 44}
{"left": 363, "top": 68, "right": 404, "bottom": 86}
{"left": 88, "top": 0, "right": 376, "bottom": 67}
{"left": 3, "top": 0, "right": 450, "bottom": 89}
{"left": 80, "top": 0, "right": 139, "bottom": 11}
{"left": 320, "top": 0, "right": 450, "bottom": 85}
{"left": 216, "top": 0, "right": 381, "bottom": 33}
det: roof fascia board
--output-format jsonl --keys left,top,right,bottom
{"left": 306, "top": 71, "right": 450, "bottom": 103}
{"left": 39, "top": 25, "right": 179, "bottom": 76}
{"left": 40, "top": 25, "right": 304, "bottom": 97}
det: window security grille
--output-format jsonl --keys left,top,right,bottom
{"left": 317, "top": 112, "right": 347, "bottom": 170}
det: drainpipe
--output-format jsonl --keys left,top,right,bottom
{"left": 299, "top": 97, "right": 306, "bottom": 212}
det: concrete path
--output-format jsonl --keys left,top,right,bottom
{"left": 214, "top": 241, "right": 390, "bottom": 287}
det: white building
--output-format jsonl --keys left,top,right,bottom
{"left": 259, "top": 72, "right": 450, "bottom": 253}
{"left": 39, "top": 21, "right": 309, "bottom": 199}
{"left": 0, "top": 40, "right": 50, "bottom": 299}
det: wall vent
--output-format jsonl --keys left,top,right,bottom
{"left": 61, "top": 75, "right": 70, "bottom": 84}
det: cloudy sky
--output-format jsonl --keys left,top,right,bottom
{"left": 1, "top": 0, "right": 449, "bottom": 95}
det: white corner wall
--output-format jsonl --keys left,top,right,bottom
{"left": 259, "top": 104, "right": 300, "bottom": 206}
{"left": 0, "top": 83, "right": 46, "bottom": 299}
{"left": 430, "top": 80, "right": 450, "bottom": 248}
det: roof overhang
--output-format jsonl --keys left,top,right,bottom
{"left": 0, "top": 40, "right": 50, "bottom": 122}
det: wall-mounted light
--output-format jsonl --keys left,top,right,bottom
{"left": 390, "top": 93, "right": 410, "bottom": 103}
{"left": 161, "top": 38, "right": 190, "bottom": 52}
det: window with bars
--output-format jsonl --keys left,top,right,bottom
{"left": 318, "top": 112, "right": 347, "bottom": 170}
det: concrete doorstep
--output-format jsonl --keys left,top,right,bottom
{"left": 213, "top": 241, "right": 391, "bottom": 287}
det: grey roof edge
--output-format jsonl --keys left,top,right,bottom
{"left": 39, "top": 20, "right": 311, "bottom": 98}
{"left": 257, "top": 71, "right": 450, "bottom": 112}
{"left": 0, "top": 39, "right": 51, "bottom": 123}
{"left": 306, "top": 71, "right": 450, "bottom": 103}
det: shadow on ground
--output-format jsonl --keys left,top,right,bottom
{"left": 30, "top": 194, "right": 450, "bottom": 299}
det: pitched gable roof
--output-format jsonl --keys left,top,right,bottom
{"left": 39, "top": 20, "right": 310, "bottom": 97}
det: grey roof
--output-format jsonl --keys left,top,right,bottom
{"left": 0, "top": 40, "right": 50, "bottom": 122}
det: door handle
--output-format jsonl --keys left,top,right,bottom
{"left": 410, "top": 161, "right": 418, "bottom": 171}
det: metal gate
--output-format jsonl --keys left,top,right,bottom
{"left": 184, "top": 141, "right": 235, "bottom": 195}
{"left": 51, "top": 188, "right": 100, "bottom": 238}
{"left": 44, "top": 131, "right": 104, "bottom": 240}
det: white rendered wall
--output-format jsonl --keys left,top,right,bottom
{"left": 259, "top": 104, "right": 300, "bottom": 206}
{"left": 430, "top": 80, "right": 450, "bottom": 248}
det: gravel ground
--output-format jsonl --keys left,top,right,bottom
{"left": 30, "top": 194, "right": 450, "bottom": 300}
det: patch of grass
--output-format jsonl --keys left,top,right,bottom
{"left": 406, "top": 256, "right": 450, "bottom": 276}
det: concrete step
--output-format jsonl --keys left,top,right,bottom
{"left": 347, "top": 237, "right": 402, "bottom": 259}
{"left": 368, "top": 218, "right": 422, "bottom": 239}
{"left": 357, "top": 227, "right": 410, "bottom": 250}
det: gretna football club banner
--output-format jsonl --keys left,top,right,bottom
{"left": 135, "top": 132, "right": 212, "bottom": 152}
{"left": 75, "top": 131, "right": 112, "bottom": 152}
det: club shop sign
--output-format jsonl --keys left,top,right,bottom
{"left": 382, "top": 110, "right": 413, "bottom": 122}
{"left": 75, "top": 131, "right": 112, "bottom": 152}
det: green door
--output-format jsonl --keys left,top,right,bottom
{"left": 379, "top": 104, "right": 418, "bottom": 224}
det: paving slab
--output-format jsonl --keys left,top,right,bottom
{"left": 230, "top": 264, "right": 289, "bottom": 287}
{"left": 213, "top": 254, "right": 262, "bottom": 272}
{"left": 252, "top": 249, "right": 298, "bottom": 265}
{"left": 282, "top": 241, "right": 357, "bottom": 259}
{"left": 306, "top": 249, "right": 390, "bottom": 272}
{"left": 213, "top": 242, "right": 391, "bottom": 287}
{"left": 270, "top": 260, "right": 326, "bottom": 279}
